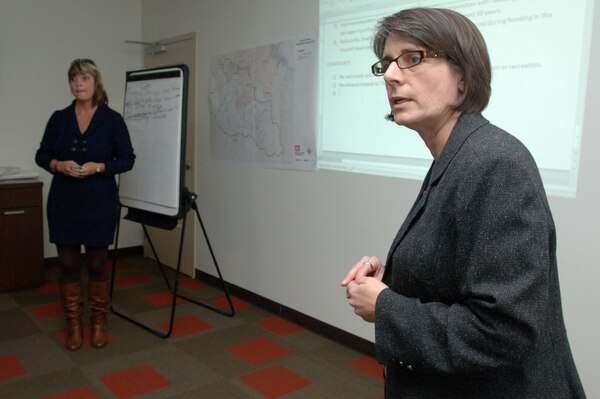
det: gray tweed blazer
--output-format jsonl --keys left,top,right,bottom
{"left": 375, "top": 113, "right": 585, "bottom": 398}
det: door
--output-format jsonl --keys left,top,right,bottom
{"left": 143, "top": 33, "right": 196, "bottom": 277}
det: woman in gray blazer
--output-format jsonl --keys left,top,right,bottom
{"left": 341, "top": 8, "right": 585, "bottom": 398}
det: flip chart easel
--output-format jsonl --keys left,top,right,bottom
{"left": 111, "top": 65, "right": 234, "bottom": 338}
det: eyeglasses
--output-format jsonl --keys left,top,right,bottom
{"left": 371, "top": 50, "right": 447, "bottom": 76}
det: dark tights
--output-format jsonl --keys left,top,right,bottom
{"left": 57, "top": 245, "right": 109, "bottom": 284}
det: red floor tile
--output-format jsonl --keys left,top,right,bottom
{"left": 178, "top": 278, "right": 207, "bottom": 290}
{"left": 350, "top": 356, "right": 384, "bottom": 381}
{"left": 114, "top": 274, "right": 151, "bottom": 288}
{"left": 142, "top": 291, "right": 185, "bottom": 308}
{"left": 256, "top": 316, "right": 304, "bottom": 336}
{"left": 210, "top": 295, "right": 251, "bottom": 311}
{"left": 54, "top": 326, "right": 115, "bottom": 347}
{"left": 45, "top": 264, "right": 60, "bottom": 273}
{"left": 107, "top": 260, "right": 128, "bottom": 270}
{"left": 29, "top": 302, "right": 63, "bottom": 320}
{"left": 227, "top": 337, "right": 290, "bottom": 365}
{"left": 44, "top": 386, "right": 102, "bottom": 399}
{"left": 158, "top": 315, "right": 212, "bottom": 338}
{"left": 240, "top": 365, "right": 311, "bottom": 399}
{"left": 38, "top": 281, "right": 60, "bottom": 295}
{"left": 0, "top": 354, "right": 27, "bottom": 381}
{"left": 99, "top": 364, "right": 172, "bottom": 399}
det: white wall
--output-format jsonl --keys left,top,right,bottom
{"left": 1, "top": 0, "right": 597, "bottom": 395}
{"left": 0, "top": 0, "right": 144, "bottom": 257}
{"left": 141, "top": 0, "right": 599, "bottom": 396}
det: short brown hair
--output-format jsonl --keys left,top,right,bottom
{"left": 68, "top": 58, "right": 108, "bottom": 106}
{"left": 372, "top": 8, "right": 491, "bottom": 113}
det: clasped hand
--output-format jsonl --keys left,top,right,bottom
{"left": 341, "top": 256, "right": 388, "bottom": 323}
{"left": 59, "top": 160, "right": 97, "bottom": 179}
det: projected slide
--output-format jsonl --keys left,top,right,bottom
{"left": 319, "top": 0, "right": 594, "bottom": 197}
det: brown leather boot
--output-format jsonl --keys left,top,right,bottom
{"left": 60, "top": 282, "right": 83, "bottom": 351}
{"left": 89, "top": 280, "right": 110, "bottom": 348}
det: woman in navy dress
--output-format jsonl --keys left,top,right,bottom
{"left": 36, "top": 59, "right": 135, "bottom": 350}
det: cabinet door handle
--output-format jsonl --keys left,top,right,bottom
{"left": 3, "top": 210, "right": 26, "bottom": 216}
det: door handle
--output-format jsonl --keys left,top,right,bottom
{"left": 4, "top": 210, "right": 26, "bottom": 216}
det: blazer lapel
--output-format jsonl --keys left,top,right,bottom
{"left": 384, "top": 165, "right": 433, "bottom": 274}
{"left": 383, "top": 113, "right": 489, "bottom": 278}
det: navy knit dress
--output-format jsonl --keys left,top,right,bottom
{"left": 35, "top": 101, "right": 135, "bottom": 246}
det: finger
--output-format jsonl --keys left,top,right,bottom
{"left": 345, "top": 281, "right": 354, "bottom": 300}
{"left": 341, "top": 257, "right": 369, "bottom": 286}
{"left": 340, "top": 264, "right": 360, "bottom": 286}
{"left": 354, "top": 259, "right": 378, "bottom": 280}
{"left": 345, "top": 256, "right": 378, "bottom": 284}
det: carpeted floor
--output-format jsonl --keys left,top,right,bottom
{"left": 0, "top": 253, "right": 384, "bottom": 398}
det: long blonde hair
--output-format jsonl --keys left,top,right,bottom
{"left": 68, "top": 58, "right": 108, "bottom": 105}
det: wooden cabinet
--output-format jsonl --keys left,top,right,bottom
{"left": 0, "top": 180, "right": 44, "bottom": 292}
